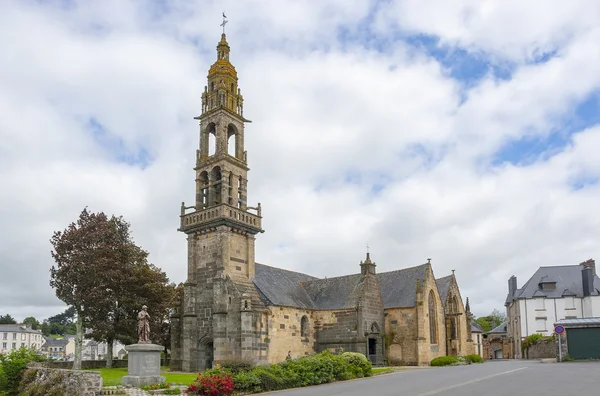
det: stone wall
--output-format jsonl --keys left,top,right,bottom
{"left": 36, "top": 359, "right": 128, "bottom": 369}
{"left": 418, "top": 265, "right": 448, "bottom": 364}
{"left": 314, "top": 309, "right": 363, "bottom": 355}
{"left": 267, "top": 306, "right": 316, "bottom": 363}
{"left": 385, "top": 308, "right": 418, "bottom": 365}
{"left": 524, "top": 339, "right": 556, "bottom": 359}
{"left": 443, "top": 274, "right": 470, "bottom": 357}
{"left": 21, "top": 365, "right": 102, "bottom": 396}
{"left": 357, "top": 270, "right": 385, "bottom": 365}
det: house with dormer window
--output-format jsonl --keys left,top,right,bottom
{"left": 505, "top": 259, "right": 600, "bottom": 359}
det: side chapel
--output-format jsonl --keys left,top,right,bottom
{"left": 170, "top": 32, "right": 474, "bottom": 372}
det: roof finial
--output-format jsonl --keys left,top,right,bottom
{"left": 220, "top": 12, "right": 228, "bottom": 34}
{"left": 451, "top": 269, "right": 455, "bottom": 274}
{"left": 366, "top": 244, "right": 370, "bottom": 261}
{"left": 427, "top": 258, "right": 431, "bottom": 264}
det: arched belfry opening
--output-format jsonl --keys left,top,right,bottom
{"left": 227, "top": 124, "right": 237, "bottom": 157}
{"left": 207, "top": 123, "right": 217, "bottom": 156}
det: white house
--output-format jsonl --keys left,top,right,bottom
{"left": 82, "top": 339, "right": 126, "bottom": 360}
{"left": 471, "top": 322, "right": 484, "bottom": 357}
{"left": 505, "top": 259, "right": 600, "bottom": 359}
{"left": 0, "top": 324, "right": 44, "bottom": 354}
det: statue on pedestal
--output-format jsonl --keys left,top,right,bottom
{"left": 137, "top": 305, "right": 151, "bottom": 344}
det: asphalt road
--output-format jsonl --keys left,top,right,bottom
{"left": 268, "top": 360, "right": 600, "bottom": 396}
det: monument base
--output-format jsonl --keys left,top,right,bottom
{"left": 122, "top": 375, "right": 166, "bottom": 387}
{"left": 121, "top": 343, "right": 165, "bottom": 387}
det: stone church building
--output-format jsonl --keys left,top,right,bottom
{"left": 170, "top": 32, "right": 473, "bottom": 372}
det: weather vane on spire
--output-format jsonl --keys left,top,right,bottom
{"left": 220, "top": 12, "right": 228, "bottom": 34}
{"left": 366, "top": 244, "right": 370, "bottom": 254}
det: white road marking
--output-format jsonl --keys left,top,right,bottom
{"left": 417, "top": 367, "right": 529, "bottom": 396}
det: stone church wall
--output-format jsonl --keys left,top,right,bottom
{"left": 444, "top": 275, "right": 470, "bottom": 357}
{"left": 266, "top": 307, "right": 316, "bottom": 363}
{"left": 357, "top": 272, "right": 385, "bottom": 365}
{"left": 419, "top": 267, "right": 447, "bottom": 364}
{"left": 385, "top": 308, "right": 418, "bottom": 365}
{"left": 314, "top": 309, "right": 363, "bottom": 355}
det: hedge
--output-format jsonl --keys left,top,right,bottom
{"left": 186, "top": 350, "right": 373, "bottom": 395}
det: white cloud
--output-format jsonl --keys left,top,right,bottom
{"left": 0, "top": 0, "right": 599, "bottom": 322}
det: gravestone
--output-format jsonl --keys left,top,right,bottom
{"left": 121, "top": 305, "right": 166, "bottom": 387}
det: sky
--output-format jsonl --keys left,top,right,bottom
{"left": 1, "top": 0, "right": 600, "bottom": 321}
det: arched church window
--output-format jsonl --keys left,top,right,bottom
{"left": 300, "top": 316, "right": 309, "bottom": 337}
{"left": 429, "top": 290, "right": 437, "bottom": 344}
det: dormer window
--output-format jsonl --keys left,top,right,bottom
{"left": 539, "top": 282, "right": 556, "bottom": 291}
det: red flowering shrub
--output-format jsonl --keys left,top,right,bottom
{"left": 186, "top": 373, "right": 234, "bottom": 396}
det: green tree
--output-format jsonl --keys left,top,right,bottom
{"left": 40, "top": 307, "right": 77, "bottom": 336}
{"left": 0, "top": 315, "right": 16, "bottom": 324}
{"left": 22, "top": 317, "right": 40, "bottom": 330}
{"left": 85, "top": 259, "right": 176, "bottom": 368}
{"left": 475, "top": 309, "right": 506, "bottom": 333}
{"left": 50, "top": 208, "right": 131, "bottom": 369}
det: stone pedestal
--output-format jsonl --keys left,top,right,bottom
{"left": 121, "top": 343, "right": 165, "bottom": 387}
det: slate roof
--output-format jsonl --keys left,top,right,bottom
{"left": 253, "top": 263, "right": 318, "bottom": 309}
{"left": 253, "top": 262, "right": 431, "bottom": 310}
{"left": 471, "top": 322, "right": 484, "bottom": 333}
{"left": 515, "top": 265, "right": 600, "bottom": 299}
{"left": 488, "top": 322, "right": 507, "bottom": 334}
{"left": 436, "top": 275, "right": 453, "bottom": 305}
{"left": 555, "top": 317, "right": 600, "bottom": 326}
{"left": 302, "top": 274, "right": 364, "bottom": 310}
{"left": 377, "top": 264, "right": 428, "bottom": 308}
{"left": 42, "top": 337, "right": 69, "bottom": 348}
{"left": 0, "top": 324, "right": 42, "bottom": 334}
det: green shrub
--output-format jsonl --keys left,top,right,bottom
{"left": 430, "top": 356, "right": 460, "bottom": 366}
{"left": 228, "top": 350, "right": 372, "bottom": 394}
{"left": 521, "top": 333, "right": 544, "bottom": 350}
{"left": 341, "top": 352, "right": 372, "bottom": 377}
{"left": 219, "top": 357, "right": 256, "bottom": 374}
{"left": 0, "top": 348, "right": 46, "bottom": 395}
{"left": 463, "top": 354, "right": 484, "bottom": 364}
{"left": 232, "top": 370, "right": 261, "bottom": 393}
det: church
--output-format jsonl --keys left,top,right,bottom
{"left": 170, "top": 31, "right": 474, "bottom": 372}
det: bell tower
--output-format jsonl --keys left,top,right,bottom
{"left": 174, "top": 28, "right": 264, "bottom": 373}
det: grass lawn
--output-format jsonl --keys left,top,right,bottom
{"left": 372, "top": 367, "right": 393, "bottom": 375}
{"left": 89, "top": 367, "right": 197, "bottom": 387}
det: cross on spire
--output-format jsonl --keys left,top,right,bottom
{"left": 366, "top": 244, "right": 370, "bottom": 254}
{"left": 220, "top": 12, "right": 228, "bottom": 34}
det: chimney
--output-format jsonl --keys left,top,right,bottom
{"left": 582, "top": 267, "right": 594, "bottom": 297}
{"left": 580, "top": 259, "right": 596, "bottom": 277}
{"left": 508, "top": 275, "right": 517, "bottom": 298}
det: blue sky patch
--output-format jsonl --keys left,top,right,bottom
{"left": 87, "top": 117, "right": 153, "bottom": 169}
{"left": 492, "top": 91, "right": 600, "bottom": 167}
